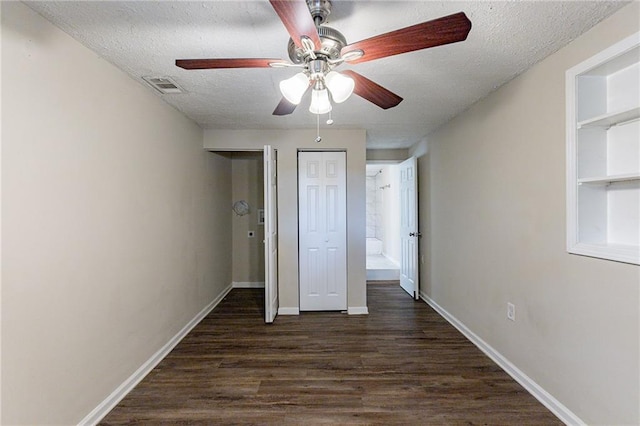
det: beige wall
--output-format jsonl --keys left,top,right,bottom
{"left": 204, "top": 129, "right": 367, "bottom": 311}
{"left": 366, "top": 148, "right": 409, "bottom": 162}
{"left": 1, "top": 3, "right": 232, "bottom": 424}
{"left": 410, "top": 3, "right": 639, "bottom": 424}
{"left": 231, "top": 153, "right": 265, "bottom": 284}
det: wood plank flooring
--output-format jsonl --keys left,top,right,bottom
{"left": 100, "top": 282, "right": 561, "bottom": 425}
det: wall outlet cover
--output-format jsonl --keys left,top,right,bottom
{"left": 507, "top": 302, "right": 516, "bottom": 321}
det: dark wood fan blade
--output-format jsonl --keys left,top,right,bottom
{"left": 270, "top": 0, "right": 322, "bottom": 50}
{"left": 273, "top": 97, "right": 298, "bottom": 115}
{"left": 341, "top": 12, "right": 471, "bottom": 64}
{"left": 176, "top": 58, "right": 287, "bottom": 69}
{"left": 341, "top": 70, "right": 403, "bottom": 110}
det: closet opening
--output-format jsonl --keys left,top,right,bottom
{"left": 215, "top": 149, "right": 279, "bottom": 323}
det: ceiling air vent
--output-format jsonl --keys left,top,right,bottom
{"left": 142, "top": 76, "right": 184, "bottom": 94}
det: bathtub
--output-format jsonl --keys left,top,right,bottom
{"left": 366, "top": 237, "right": 383, "bottom": 255}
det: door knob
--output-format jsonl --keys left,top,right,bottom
{"left": 409, "top": 232, "right": 422, "bottom": 237}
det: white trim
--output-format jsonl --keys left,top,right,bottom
{"left": 420, "top": 291, "right": 585, "bottom": 426}
{"left": 277, "top": 307, "right": 299, "bottom": 315}
{"left": 566, "top": 31, "right": 640, "bottom": 76}
{"left": 232, "top": 281, "right": 265, "bottom": 288}
{"left": 347, "top": 306, "right": 369, "bottom": 315}
{"left": 78, "top": 284, "right": 233, "bottom": 426}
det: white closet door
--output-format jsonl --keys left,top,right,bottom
{"left": 399, "top": 156, "right": 419, "bottom": 299}
{"left": 298, "top": 151, "right": 347, "bottom": 311}
{"left": 264, "top": 145, "right": 278, "bottom": 323}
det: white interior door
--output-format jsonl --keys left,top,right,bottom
{"left": 264, "top": 145, "right": 278, "bottom": 323}
{"left": 298, "top": 151, "right": 347, "bottom": 311}
{"left": 400, "top": 156, "right": 419, "bottom": 299}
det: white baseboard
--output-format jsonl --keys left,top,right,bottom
{"left": 277, "top": 307, "right": 368, "bottom": 315}
{"left": 419, "top": 291, "right": 584, "bottom": 426}
{"left": 79, "top": 283, "right": 233, "bottom": 426}
{"left": 348, "top": 306, "right": 369, "bottom": 315}
{"left": 232, "top": 281, "right": 265, "bottom": 288}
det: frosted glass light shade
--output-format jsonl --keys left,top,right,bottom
{"left": 325, "top": 71, "right": 355, "bottom": 103}
{"left": 279, "top": 72, "right": 309, "bottom": 105}
{"left": 309, "top": 89, "right": 332, "bottom": 114}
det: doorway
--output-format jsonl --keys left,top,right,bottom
{"left": 219, "top": 149, "right": 279, "bottom": 323}
{"left": 365, "top": 164, "right": 401, "bottom": 280}
{"left": 230, "top": 152, "right": 266, "bottom": 292}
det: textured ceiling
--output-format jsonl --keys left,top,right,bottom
{"left": 26, "top": 1, "right": 627, "bottom": 149}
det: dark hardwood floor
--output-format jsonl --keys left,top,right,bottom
{"left": 100, "top": 282, "right": 561, "bottom": 425}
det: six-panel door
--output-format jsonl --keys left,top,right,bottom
{"left": 298, "top": 151, "right": 347, "bottom": 311}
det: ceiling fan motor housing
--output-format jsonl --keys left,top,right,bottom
{"left": 287, "top": 25, "right": 347, "bottom": 64}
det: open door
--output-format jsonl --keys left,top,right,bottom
{"left": 400, "top": 156, "right": 419, "bottom": 300}
{"left": 264, "top": 145, "right": 278, "bottom": 323}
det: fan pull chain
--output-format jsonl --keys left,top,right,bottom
{"left": 326, "top": 110, "right": 334, "bottom": 125}
{"left": 315, "top": 114, "right": 322, "bottom": 143}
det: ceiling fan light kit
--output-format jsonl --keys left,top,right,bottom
{"left": 176, "top": 0, "right": 471, "bottom": 118}
{"left": 324, "top": 71, "right": 355, "bottom": 104}
{"left": 309, "top": 87, "right": 332, "bottom": 114}
{"left": 279, "top": 72, "right": 310, "bottom": 105}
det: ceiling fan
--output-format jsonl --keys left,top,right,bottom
{"left": 176, "top": 0, "right": 472, "bottom": 116}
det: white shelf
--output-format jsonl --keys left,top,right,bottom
{"left": 578, "top": 106, "right": 640, "bottom": 129}
{"left": 566, "top": 31, "right": 640, "bottom": 265}
{"left": 578, "top": 173, "right": 640, "bottom": 185}
{"left": 571, "top": 242, "right": 640, "bottom": 265}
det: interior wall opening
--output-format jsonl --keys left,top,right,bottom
{"left": 366, "top": 163, "right": 401, "bottom": 280}
{"left": 216, "top": 151, "right": 266, "bottom": 319}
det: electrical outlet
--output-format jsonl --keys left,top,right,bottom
{"left": 507, "top": 302, "right": 516, "bottom": 321}
{"left": 248, "top": 231, "right": 255, "bottom": 238}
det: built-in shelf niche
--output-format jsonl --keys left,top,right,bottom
{"left": 566, "top": 31, "right": 640, "bottom": 265}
